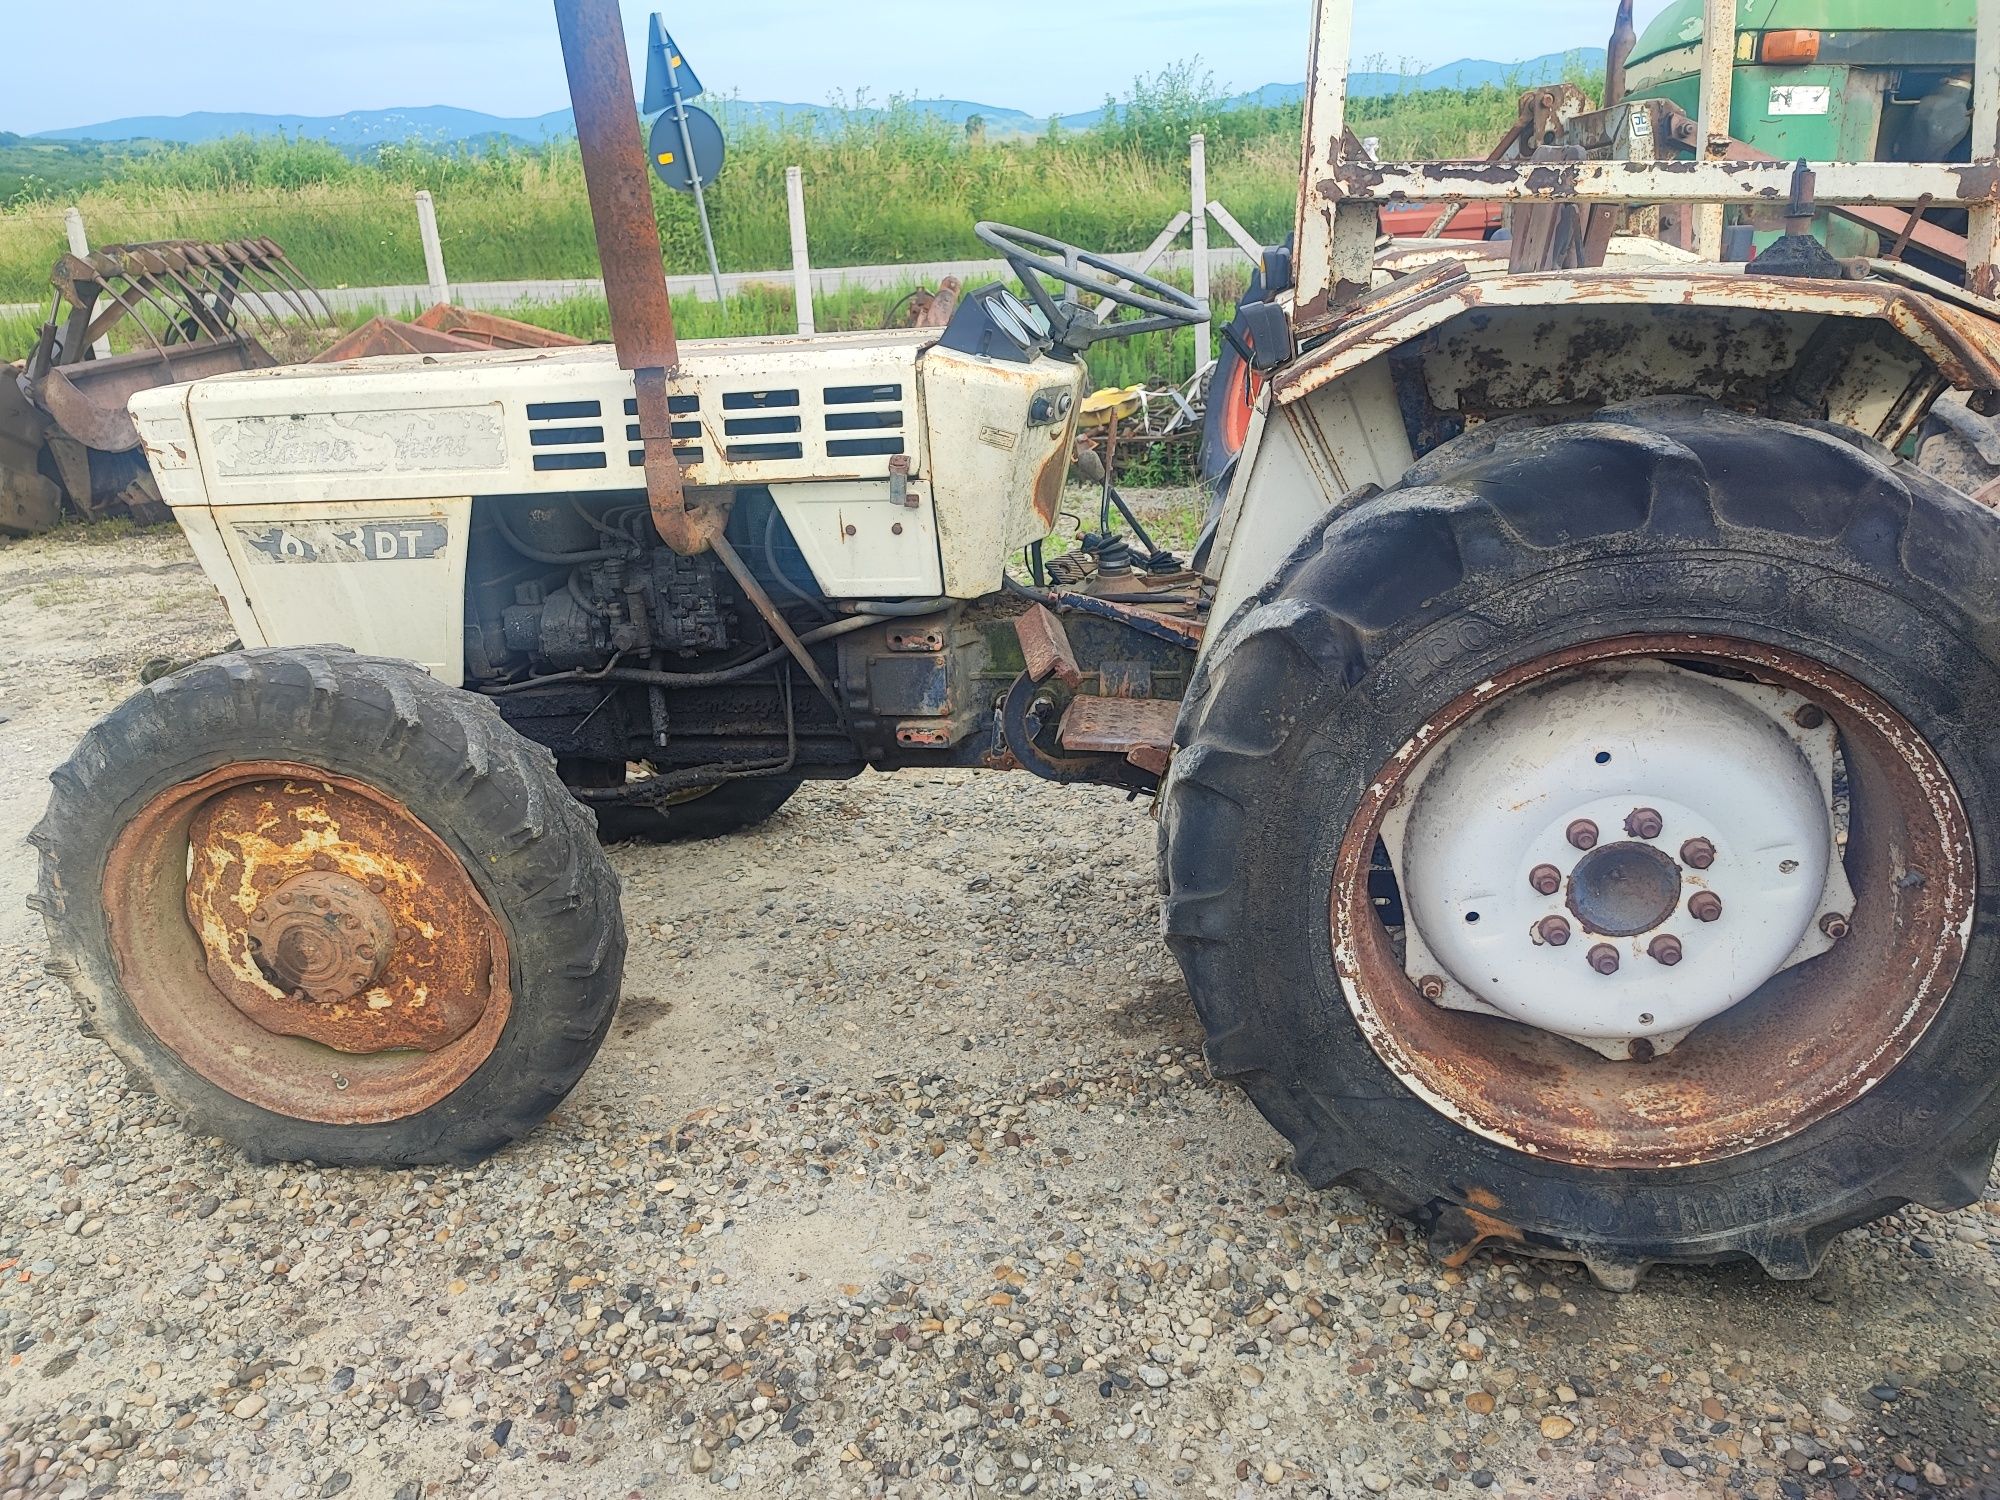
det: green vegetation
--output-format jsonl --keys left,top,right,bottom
{"left": 0, "top": 64, "right": 1588, "bottom": 310}
{"left": 481, "top": 265, "right": 1246, "bottom": 391}
{"left": 0, "top": 133, "right": 159, "bottom": 203}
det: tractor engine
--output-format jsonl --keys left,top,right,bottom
{"left": 500, "top": 546, "right": 733, "bottom": 670}
{"left": 472, "top": 498, "right": 739, "bottom": 675}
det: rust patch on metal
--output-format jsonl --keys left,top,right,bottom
{"left": 185, "top": 777, "right": 496, "bottom": 1055}
{"left": 1331, "top": 635, "right": 1975, "bottom": 1171}
{"left": 1015, "top": 604, "right": 1083, "bottom": 688}
{"left": 1072, "top": 593, "right": 1207, "bottom": 649}
{"left": 105, "top": 763, "right": 513, "bottom": 1125}
{"left": 1058, "top": 696, "right": 1179, "bottom": 756}
{"left": 1272, "top": 272, "right": 2000, "bottom": 423}
{"left": 1030, "top": 428, "right": 1069, "bottom": 531}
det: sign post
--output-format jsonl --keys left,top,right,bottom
{"left": 644, "top": 15, "right": 727, "bottom": 301}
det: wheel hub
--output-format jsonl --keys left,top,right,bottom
{"left": 250, "top": 870, "right": 395, "bottom": 1004}
{"left": 1566, "top": 842, "right": 1682, "bottom": 936}
{"left": 1384, "top": 661, "right": 1855, "bottom": 1059}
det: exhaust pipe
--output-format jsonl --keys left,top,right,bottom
{"left": 552, "top": 0, "right": 717, "bottom": 553}
{"left": 1605, "top": 0, "right": 1637, "bottom": 107}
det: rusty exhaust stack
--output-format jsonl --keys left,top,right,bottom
{"left": 1605, "top": 0, "right": 1636, "bottom": 107}
{"left": 552, "top": 0, "right": 716, "bottom": 554}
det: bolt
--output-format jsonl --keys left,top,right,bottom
{"left": 312, "top": 854, "right": 336, "bottom": 872}
{"left": 250, "top": 910, "right": 268, "bottom": 925}
{"left": 1536, "top": 915, "right": 1572, "bottom": 947}
{"left": 1566, "top": 819, "right": 1600, "bottom": 851}
{"left": 1624, "top": 807, "right": 1664, "bottom": 840}
{"left": 1417, "top": 975, "right": 1447, "bottom": 1002}
{"left": 357, "top": 944, "right": 377, "bottom": 960}
{"left": 1689, "top": 891, "right": 1724, "bottom": 923}
{"left": 1588, "top": 943, "right": 1621, "bottom": 975}
{"left": 1679, "top": 837, "right": 1716, "bottom": 870}
{"left": 1627, "top": 1037, "right": 1657, "bottom": 1063}
{"left": 1819, "top": 911, "right": 1850, "bottom": 940}
{"left": 367, "top": 875, "right": 387, "bottom": 894}
{"left": 1794, "top": 704, "right": 1826, "bottom": 729}
{"left": 1528, "top": 863, "right": 1562, "bottom": 896}
{"left": 1647, "top": 934, "right": 1684, "bottom": 966}
{"left": 397, "top": 926, "right": 417, "bottom": 943}
{"left": 332, "top": 1073, "right": 349, "bottom": 1091}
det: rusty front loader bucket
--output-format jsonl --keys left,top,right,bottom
{"left": 10, "top": 238, "right": 330, "bottom": 528}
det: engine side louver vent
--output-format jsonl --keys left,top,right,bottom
{"left": 527, "top": 399, "right": 609, "bottom": 472}
{"left": 621, "top": 394, "right": 704, "bottom": 468}
{"left": 823, "top": 382, "right": 905, "bottom": 459}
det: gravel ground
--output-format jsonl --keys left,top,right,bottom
{"left": 0, "top": 523, "right": 1995, "bottom": 1500}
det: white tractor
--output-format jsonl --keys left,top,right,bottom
{"left": 32, "top": 0, "right": 2000, "bottom": 1288}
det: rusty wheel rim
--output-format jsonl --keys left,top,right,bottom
{"left": 1332, "top": 635, "right": 1975, "bottom": 1170}
{"left": 105, "top": 763, "right": 513, "bottom": 1125}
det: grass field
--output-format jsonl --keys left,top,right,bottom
{"left": 0, "top": 64, "right": 1588, "bottom": 307}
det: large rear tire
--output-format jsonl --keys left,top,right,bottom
{"left": 32, "top": 648, "right": 626, "bottom": 1167}
{"left": 1162, "top": 400, "right": 2000, "bottom": 1286}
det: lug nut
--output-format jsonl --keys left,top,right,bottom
{"left": 1587, "top": 943, "right": 1621, "bottom": 975}
{"left": 1794, "top": 704, "right": 1826, "bottom": 729}
{"left": 1819, "top": 911, "right": 1850, "bottom": 940}
{"left": 1689, "top": 891, "right": 1724, "bottom": 923}
{"left": 1624, "top": 807, "right": 1664, "bottom": 840}
{"left": 1566, "top": 819, "right": 1600, "bottom": 851}
{"left": 1418, "top": 974, "right": 1447, "bottom": 1001}
{"left": 1528, "top": 863, "right": 1562, "bottom": 896}
{"left": 1679, "top": 837, "right": 1716, "bottom": 870}
{"left": 1536, "top": 915, "right": 1572, "bottom": 947}
{"left": 1647, "top": 934, "right": 1684, "bottom": 966}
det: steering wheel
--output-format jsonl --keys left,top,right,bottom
{"left": 974, "top": 222, "right": 1208, "bottom": 347}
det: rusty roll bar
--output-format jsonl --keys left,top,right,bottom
{"left": 552, "top": 0, "right": 719, "bottom": 554}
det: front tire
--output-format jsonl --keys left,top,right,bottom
{"left": 32, "top": 648, "right": 626, "bottom": 1167}
{"left": 1163, "top": 401, "right": 2000, "bottom": 1286}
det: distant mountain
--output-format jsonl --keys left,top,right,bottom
{"left": 30, "top": 106, "right": 579, "bottom": 149}
{"left": 30, "top": 52, "right": 1602, "bottom": 149}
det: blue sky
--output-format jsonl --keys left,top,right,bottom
{"left": 5, "top": 1, "right": 1678, "bottom": 136}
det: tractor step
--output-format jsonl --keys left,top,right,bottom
{"left": 1058, "top": 696, "right": 1179, "bottom": 776}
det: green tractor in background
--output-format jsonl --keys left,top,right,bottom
{"left": 1616, "top": 0, "right": 1980, "bottom": 269}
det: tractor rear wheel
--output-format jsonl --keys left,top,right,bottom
{"left": 32, "top": 648, "right": 625, "bottom": 1166}
{"left": 1162, "top": 400, "right": 2000, "bottom": 1287}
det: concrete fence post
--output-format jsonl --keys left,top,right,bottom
{"left": 64, "top": 208, "right": 111, "bottom": 358}
{"left": 1190, "top": 134, "right": 1211, "bottom": 367}
{"left": 786, "top": 166, "right": 815, "bottom": 335}
{"left": 414, "top": 190, "right": 451, "bottom": 307}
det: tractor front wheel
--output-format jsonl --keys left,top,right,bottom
{"left": 32, "top": 648, "right": 625, "bottom": 1166}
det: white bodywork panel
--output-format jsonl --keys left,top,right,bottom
{"left": 919, "top": 345, "right": 1081, "bottom": 597}
{"left": 1206, "top": 358, "right": 1412, "bottom": 632}
{"left": 128, "top": 330, "right": 1082, "bottom": 677}
{"left": 208, "top": 499, "right": 472, "bottom": 681}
